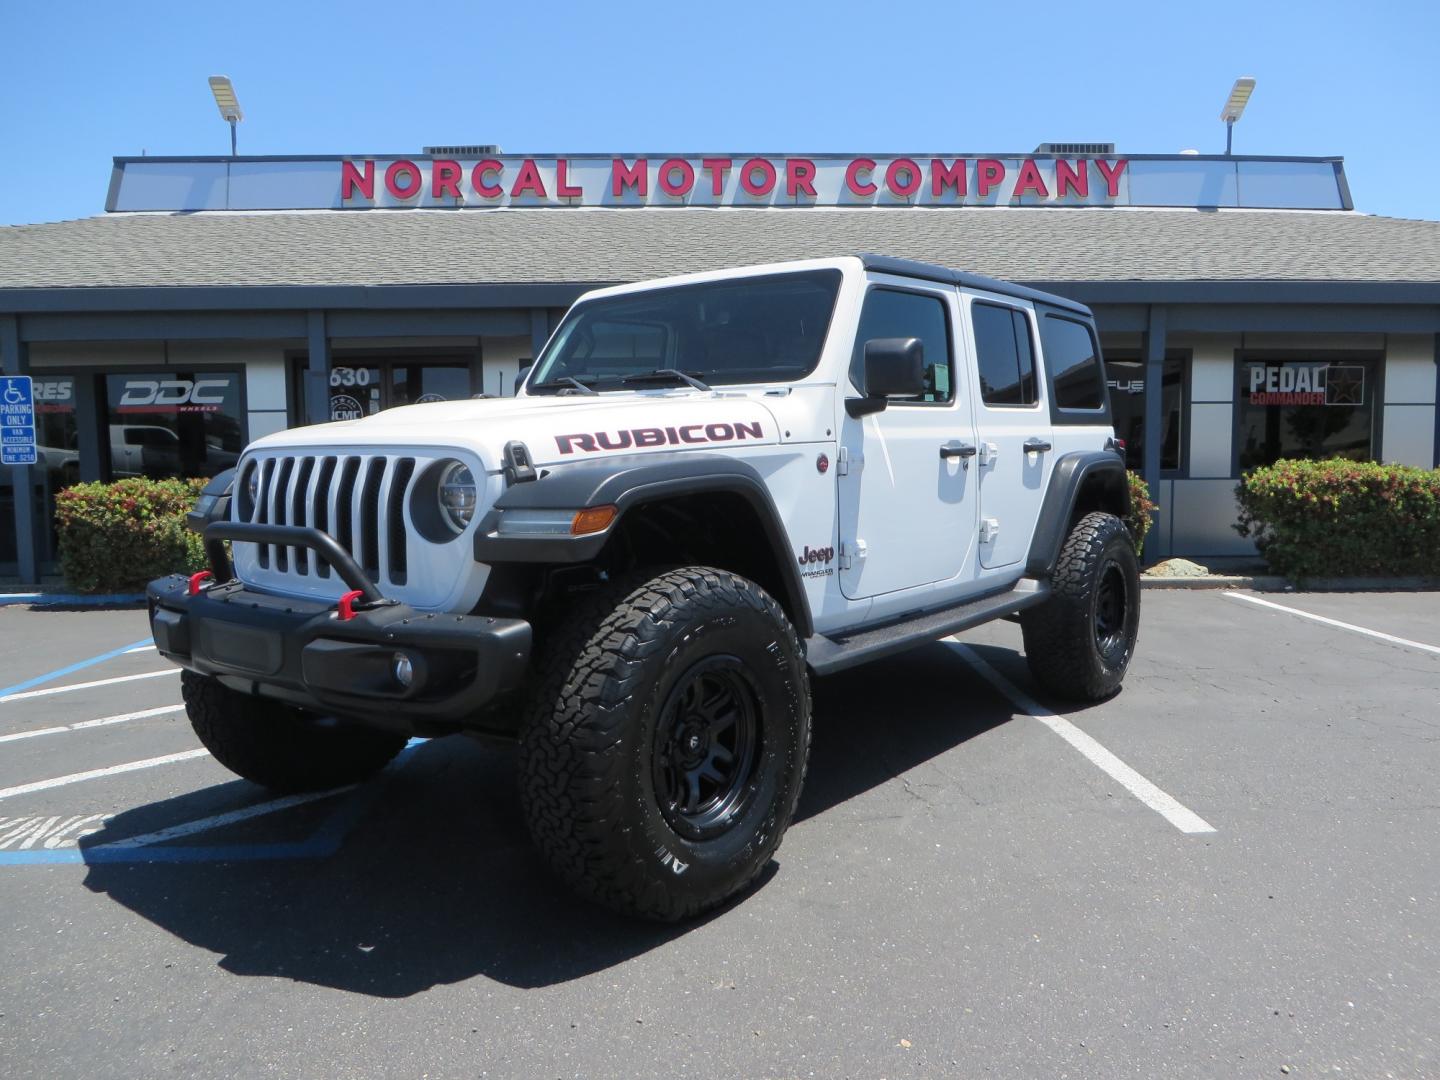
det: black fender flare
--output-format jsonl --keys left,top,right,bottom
{"left": 473, "top": 452, "right": 813, "bottom": 638}
{"left": 1024, "top": 451, "right": 1131, "bottom": 579}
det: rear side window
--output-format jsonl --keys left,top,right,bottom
{"left": 1042, "top": 314, "right": 1106, "bottom": 411}
{"left": 851, "top": 288, "right": 954, "bottom": 404}
{"left": 972, "top": 302, "right": 1037, "bottom": 406}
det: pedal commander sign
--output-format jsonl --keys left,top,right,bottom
{"left": 1245, "top": 363, "right": 1367, "bottom": 407}
{"left": 335, "top": 155, "right": 1130, "bottom": 208}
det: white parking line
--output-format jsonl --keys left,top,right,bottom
{"left": 0, "top": 669, "right": 178, "bottom": 704}
{"left": 105, "top": 786, "right": 356, "bottom": 849}
{"left": 0, "top": 705, "right": 185, "bottom": 744}
{"left": 1223, "top": 591, "right": 1440, "bottom": 656}
{"left": 948, "top": 642, "right": 1217, "bottom": 835}
{"left": 0, "top": 749, "right": 210, "bottom": 802}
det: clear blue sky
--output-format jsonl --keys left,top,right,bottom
{"left": 2, "top": 0, "right": 1437, "bottom": 225}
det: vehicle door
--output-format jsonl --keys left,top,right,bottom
{"left": 837, "top": 279, "right": 979, "bottom": 601}
{"left": 961, "top": 292, "right": 1055, "bottom": 574}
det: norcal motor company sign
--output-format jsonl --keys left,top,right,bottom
{"left": 106, "top": 154, "right": 1351, "bottom": 212}
{"left": 336, "top": 154, "right": 1131, "bottom": 209}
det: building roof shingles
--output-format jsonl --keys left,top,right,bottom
{"left": 1, "top": 207, "right": 1439, "bottom": 291}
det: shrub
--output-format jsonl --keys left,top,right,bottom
{"left": 1125, "top": 470, "right": 1157, "bottom": 557}
{"left": 1235, "top": 459, "right": 1440, "bottom": 581}
{"left": 54, "top": 477, "right": 208, "bottom": 593}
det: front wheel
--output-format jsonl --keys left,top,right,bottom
{"left": 1021, "top": 511, "right": 1141, "bottom": 702}
{"left": 519, "top": 567, "right": 811, "bottom": 921}
{"left": 181, "top": 671, "right": 408, "bottom": 793}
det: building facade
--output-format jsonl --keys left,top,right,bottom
{"left": 2, "top": 150, "right": 1438, "bottom": 580}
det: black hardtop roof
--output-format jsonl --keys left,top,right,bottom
{"left": 859, "top": 253, "right": 1093, "bottom": 317}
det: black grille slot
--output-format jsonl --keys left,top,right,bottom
{"left": 272, "top": 458, "right": 295, "bottom": 572}
{"left": 334, "top": 457, "right": 360, "bottom": 558}
{"left": 387, "top": 458, "right": 415, "bottom": 585}
{"left": 255, "top": 458, "right": 274, "bottom": 569}
{"left": 358, "top": 458, "right": 385, "bottom": 580}
{"left": 291, "top": 457, "right": 315, "bottom": 574}
{"left": 312, "top": 457, "right": 336, "bottom": 578}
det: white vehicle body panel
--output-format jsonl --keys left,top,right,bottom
{"left": 226, "top": 255, "right": 1116, "bottom": 639}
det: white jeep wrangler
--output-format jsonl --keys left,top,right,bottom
{"left": 149, "top": 255, "right": 1139, "bottom": 920}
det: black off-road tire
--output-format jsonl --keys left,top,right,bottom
{"left": 519, "top": 567, "right": 811, "bottom": 921}
{"left": 181, "top": 670, "right": 408, "bottom": 793}
{"left": 1020, "top": 511, "right": 1141, "bottom": 702}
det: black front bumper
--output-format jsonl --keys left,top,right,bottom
{"left": 147, "top": 525, "right": 531, "bottom": 727}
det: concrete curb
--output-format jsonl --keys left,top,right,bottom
{"left": 0, "top": 592, "right": 147, "bottom": 607}
{"left": 1142, "top": 575, "right": 1440, "bottom": 592}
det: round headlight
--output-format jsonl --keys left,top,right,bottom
{"left": 245, "top": 467, "right": 259, "bottom": 506}
{"left": 437, "top": 461, "right": 477, "bottom": 534}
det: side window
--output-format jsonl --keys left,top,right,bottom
{"left": 1042, "top": 314, "right": 1106, "bottom": 411}
{"left": 851, "top": 288, "right": 953, "bottom": 404}
{"left": 973, "top": 302, "right": 1038, "bottom": 406}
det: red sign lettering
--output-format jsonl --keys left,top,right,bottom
{"left": 976, "top": 159, "right": 1006, "bottom": 197}
{"left": 384, "top": 160, "right": 422, "bottom": 199}
{"left": 659, "top": 158, "right": 695, "bottom": 197}
{"left": 340, "top": 159, "right": 374, "bottom": 200}
{"left": 845, "top": 158, "right": 878, "bottom": 196}
{"left": 740, "top": 158, "right": 776, "bottom": 197}
{"left": 931, "top": 158, "right": 967, "bottom": 197}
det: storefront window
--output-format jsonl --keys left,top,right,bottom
{"left": 302, "top": 358, "right": 477, "bottom": 421}
{"left": 390, "top": 364, "right": 472, "bottom": 406}
{"left": 1104, "top": 355, "right": 1185, "bottom": 473}
{"left": 1236, "top": 355, "right": 1379, "bottom": 471}
{"left": 328, "top": 364, "right": 383, "bottom": 421}
{"left": 104, "top": 371, "right": 244, "bottom": 479}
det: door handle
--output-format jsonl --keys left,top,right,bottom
{"left": 940, "top": 443, "right": 978, "bottom": 460}
{"left": 1023, "top": 438, "right": 1053, "bottom": 453}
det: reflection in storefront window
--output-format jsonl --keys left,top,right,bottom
{"left": 1236, "top": 357, "right": 1378, "bottom": 470}
{"left": 391, "top": 364, "right": 472, "bottom": 406}
{"left": 104, "top": 371, "right": 245, "bottom": 479}
{"left": 1104, "top": 356, "right": 1184, "bottom": 472}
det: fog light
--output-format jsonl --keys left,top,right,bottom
{"left": 392, "top": 652, "right": 414, "bottom": 689}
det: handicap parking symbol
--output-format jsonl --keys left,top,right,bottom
{"left": 1, "top": 376, "right": 37, "bottom": 466}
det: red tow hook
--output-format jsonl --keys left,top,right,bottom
{"left": 337, "top": 589, "right": 365, "bottom": 621}
{"left": 188, "top": 570, "right": 213, "bottom": 596}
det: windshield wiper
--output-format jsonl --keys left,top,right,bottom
{"left": 620, "top": 368, "right": 712, "bottom": 392}
{"left": 531, "top": 375, "right": 598, "bottom": 396}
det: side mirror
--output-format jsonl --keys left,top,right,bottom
{"left": 514, "top": 363, "right": 533, "bottom": 395}
{"left": 847, "top": 337, "right": 926, "bottom": 417}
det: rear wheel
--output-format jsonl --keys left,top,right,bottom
{"left": 518, "top": 566, "right": 811, "bottom": 921}
{"left": 1021, "top": 511, "right": 1140, "bottom": 702}
{"left": 181, "top": 671, "right": 408, "bottom": 793}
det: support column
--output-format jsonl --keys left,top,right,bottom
{"left": 74, "top": 374, "right": 103, "bottom": 482}
{"left": 305, "top": 311, "right": 330, "bottom": 425}
{"left": 1, "top": 316, "right": 38, "bottom": 583}
{"left": 1142, "top": 305, "right": 1168, "bottom": 563}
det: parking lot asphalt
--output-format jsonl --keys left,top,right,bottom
{"left": 0, "top": 590, "right": 1436, "bottom": 1080}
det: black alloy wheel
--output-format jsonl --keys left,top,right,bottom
{"left": 519, "top": 566, "right": 811, "bottom": 921}
{"left": 1020, "top": 511, "right": 1141, "bottom": 702}
{"left": 652, "top": 658, "right": 762, "bottom": 842}
{"left": 1094, "top": 561, "right": 1131, "bottom": 663}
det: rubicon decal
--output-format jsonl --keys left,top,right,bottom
{"left": 555, "top": 421, "right": 765, "bottom": 455}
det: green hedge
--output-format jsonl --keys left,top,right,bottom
{"left": 1126, "top": 471, "right": 1157, "bottom": 557}
{"left": 54, "top": 477, "right": 208, "bottom": 593}
{"left": 1235, "top": 459, "right": 1440, "bottom": 580}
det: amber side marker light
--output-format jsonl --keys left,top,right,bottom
{"left": 571, "top": 505, "right": 618, "bottom": 535}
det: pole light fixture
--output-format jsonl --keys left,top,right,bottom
{"left": 208, "top": 75, "right": 243, "bottom": 156}
{"left": 1220, "top": 76, "right": 1256, "bottom": 155}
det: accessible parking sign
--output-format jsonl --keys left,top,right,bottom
{"left": 2, "top": 376, "right": 37, "bottom": 466}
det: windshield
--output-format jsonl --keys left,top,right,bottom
{"left": 527, "top": 269, "right": 842, "bottom": 392}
